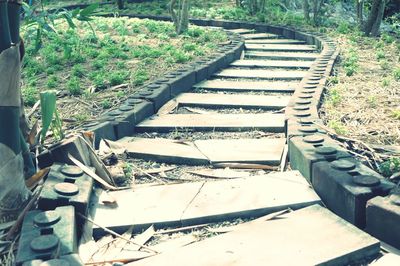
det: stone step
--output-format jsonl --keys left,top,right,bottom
{"left": 241, "top": 33, "right": 278, "bottom": 39}
{"left": 227, "top": 28, "right": 255, "bottom": 34}
{"left": 176, "top": 93, "right": 290, "bottom": 109}
{"left": 214, "top": 68, "right": 306, "bottom": 80}
{"left": 246, "top": 51, "right": 319, "bottom": 61}
{"left": 132, "top": 205, "right": 380, "bottom": 266}
{"left": 246, "top": 43, "right": 317, "bottom": 52}
{"left": 231, "top": 59, "right": 312, "bottom": 69}
{"left": 92, "top": 171, "right": 321, "bottom": 235}
{"left": 246, "top": 39, "right": 306, "bottom": 44}
{"left": 135, "top": 113, "right": 285, "bottom": 133}
{"left": 194, "top": 80, "right": 297, "bottom": 93}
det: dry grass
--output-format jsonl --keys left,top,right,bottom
{"left": 321, "top": 33, "right": 400, "bottom": 146}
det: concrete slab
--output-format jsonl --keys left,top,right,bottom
{"left": 116, "top": 137, "right": 209, "bottom": 165}
{"left": 181, "top": 171, "right": 320, "bottom": 225}
{"left": 246, "top": 51, "right": 318, "bottom": 61}
{"left": 214, "top": 69, "right": 306, "bottom": 80}
{"left": 194, "top": 138, "right": 286, "bottom": 165}
{"left": 227, "top": 28, "right": 255, "bottom": 34}
{"left": 131, "top": 205, "right": 380, "bottom": 266}
{"left": 194, "top": 80, "right": 297, "bottom": 92}
{"left": 176, "top": 93, "right": 290, "bottom": 110}
{"left": 246, "top": 39, "right": 306, "bottom": 44}
{"left": 135, "top": 113, "right": 285, "bottom": 132}
{"left": 231, "top": 59, "right": 312, "bottom": 69}
{"left": 92, "top": 182, "right": 204, "bottom": 235}
{"left": 241, "top": 33, "right": 278, "bottom": 39}
{"left": 371, "top": 254, "right": 400, "bottom": 265}
{"left": 246, "top": 43, "right": 317, "bottom": 52}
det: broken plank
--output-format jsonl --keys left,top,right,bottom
{"left": 241, "top": 33, "right": 278, "bottom": 39}
{"left": 230, "top": 59, "right": 312, "bottom": 69}
{"left": 194, "top": 138, "right": 286, "bottom": 166}
{"left": 193, "top": 80, "right": 297, "bottom": 93}
{"left": 135, "top": 113, "right": 285, "bottom": 133}
{"left": 187, "top": 168, "right": 251, "bottom": 179}
{"left": 245, "top": 43, "right": 317, "bottom": 52}
{"left": 176, "top": 93, "right": 290, "bottom": 110}
{"left": 131, "top": 205, "right": 380, "bottom": 266}
{"left": 214, "top": 69, "right": 306, "bottom": 80}
{"left": 115, "top": 138, "right": 209, "bottom": 165}
{"left": 245, "top": 39, "right": 306, "bottom": 44}
{"left": 246, "top": 51, "right": 319, "bottom": 61}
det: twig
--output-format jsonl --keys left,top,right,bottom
{"left": 77, "top": 213, "right": 159, "bottom": 254}
{"left": 130, "top": 164, "right": 167, "bottom": 184}
{"left": 27, "top": 100, "right": 40, "bottom": 119}
{"left": 6, "top": 186, "right": 43, "bottom": 240}
{"left": 155, "top": 223, "right": 210, "bottom": 235}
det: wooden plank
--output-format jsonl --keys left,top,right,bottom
{"left": 241, "top": 33, "right": 278, "bottom": 39}
{"left": 131, "top": 205, "right": 380, "bottom": 266}
{"left": 226, "top": 28, "right": 255, "bottom": 34}
{"left": 92, "top": 182, "right": 205, "bottom": 236}
{"left": 246, "top": 51, "right": 319, "bottom": 61}
{"left": 176, "top": 93, "right": 289, "bottom": 110}
{"left": 214, "top": 69, "right": 306, "bottom": 80}
{"left": 116, "top": 137, "right": 209, "bottom": 165}
{"left": 230, "top": 59, "right": 312, "bottom": 69}
{"left": 135, "top": 113, "right": 285, "bottom": 133}
{"left": 194, "top": 138, "right": 286, "bottom": 165}
{"left": 246, "top": 43, "right": 317, "bottom": 52}
{"left": 194, "top": 80, "right": 297, "bottom": 92}
{"left": 246, "top": 39, "right": 306, "bottom": 44}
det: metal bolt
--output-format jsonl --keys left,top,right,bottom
{"left": 60, "top": 165, "right": 83, "bottom": 177}
{"left": 54, "top": 182, "right": 79, "bottom": 196}
{"left": 303, "top": 135, "right": 324, "bottom": 144}
{"left": 352, "top": 175, "right": 381, "bottom": 187}
{"left": 34, "top": 211, "right": 61, "bottom": 227}
{"left": 30, "top": 235, "right": 59, "bottom": 253}
{"left": 315, "top": 146, "right": 337, "bottom": 155}
{"left": 331, "top": 159, "right": 356, "bottom": 171}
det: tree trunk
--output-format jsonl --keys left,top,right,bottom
{"left": 364, "top": 0, "right": 387, "bottom": 36}
{"left": 0, "top": 0, "right": 31, "bottom": 223}
{"left": 312, "top": 0, "right": 324, "bottom": 25}
{"left": 169, "top": 0, "right": 190, "bottom": 35}
{"left": 303, "top": 0, "right": 310, "bottom": 21}
{"left": 356, "top": 0, "right": 364, "bottom": 28}
{"left": 116, "top": 0, "right": 124, "bottom": 10}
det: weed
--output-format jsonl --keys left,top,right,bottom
{"left": 46, "top": 76, "right": 58, "bottom": 89}
{"left": 72, "top": 65, "right": 85, "bottom": 78}
{"left": 376, "top": 50, "right": 385, "bottom": 60}
{"left": 337, "top": 22, "right": 351, "bottom": 34}
{"left": 74, "top": 113, "right": 89, "bottom": 122}
{"left": 380, "top": 60, "right": 390, "bottom": 71}
{"left": 101, "top": 99, "right": 112, "bottom": 109}
{"left": 391, "top": 109, "right": 400, "bottom": 120}
{"left": 328, "top": 120, "right": 348, "bottom": 135}
{"left": 393, "top": 67, "right": 400, "bottom": 81}
{"left": 67, "top": 78, "right": 82, "bottom": 95}
{"left": 22, "top": 87, "right": 38, "bottom": 107}
{"left": 132, "top": 69, "right": 149, "bottom": 86}
{"left": 327, "top": 88, "right": 342, "bottom": 106}
{"left": 382, "top": 78, "right": 391, "bottom": 87}
{"left": 109, "top": 71, "right": 129, "bottom": 86}
{"left": 379, "top": 157, "right": 400, "bottom": 177}
{"left": 381, "top": 33, "right": 395, "bottom": 44}
{"left": 367, "top": 96, "right": 378, "bottom": 108}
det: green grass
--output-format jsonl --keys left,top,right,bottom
{"left": 379, "top": 157, "right": 400, "bottom": 177}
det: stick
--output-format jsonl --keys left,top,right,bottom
{"left": 77, "top": 213, "right": 159, "bottom": 254}
{"left": 155, "top": 223, "right": 210, "bottom": 235}
{"left": 130, "top": 164, "right": 167, "bottom": 184}
{"left": 27, "top": 100, "right": 40, "bottom": 118}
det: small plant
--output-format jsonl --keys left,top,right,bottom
{"left": 40, "top": 90, "right": 64, "bottom": 144}
{"left": 343, "top": 48, "right": 359, "bottom": 76}
{"left": 46, "top": 75, "right": 58, "bottom": 89}
{"left": 327, "top": 76, "right": 339, "bottom": 85}
{"left": 379, "top": 157, "right": 400, "bottom": 177}
{"left": 74, "top": 113, "right": 89, "bottom": 122}
{"left": 328, "top": 120, "right": 348, "bottom": 135}
{"left": 109, "top": 71, "right": 129, "bottom": 86}
{"left": 382, "top": 78, "right": 391, "bottom": 87}
{"left": 132, "top": 69, "right": 149, "bottom": 86}
{"left": 367, "top": 96, "right": 378, "bottom": 108}
{"left": 337, "top": 22, "right": 351, "bottom": 34}
{"left": 381, "top": 33, "right": 395, "bottom": 44}
{"left": 327, "top": 88, "right": 342, "bottom": 106}
{"left": 101, "top": 99, "right": 112, "bottom": 109}
{"left": 380, "top": 60, "right": 390, "bottom": 71}
{"left": 67, "top": 78, "right": 82, "bottom": 95}
{"left": 22, "top": 87, "right": 39, "bottom": 107}
{"left": 393, "top": 67, "right": 400, "bottom": 81}
{"left": 391, "top": 109, "right": 400, "bottom": 120}
{"left": 376, "top": 50, "right": 385, "bottom": 60}
{"left": 71, "top": 64, "right": 85, "bottom": 78}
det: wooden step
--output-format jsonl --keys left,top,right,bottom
{"left": 194, "top": 80, "right": 297, "bottom": 93}
{"left": 135, "top": 113, "right": 285, "bottom": 132}
{"left": 227, "top": 28, "right": 255, "bottom": 34}
{"left": 241, "top": 33, "right": 279, "bottom": 39}
{"left": 231, "top": 59, "right": 312, "bottom": 69}
{"left": 246, "top": 44, "right": 317, "bottom": 52}
{"left": 214, "top": 69, "right": 306, "bottom": 80}
{"left": 246, "top": 51, "right": 319, "bottom": 61}
{"left": 246, "top": 39, "right": 306, "bottom": 44}
{"left": 176, "top": 93, "right": 289, "bottom": 110}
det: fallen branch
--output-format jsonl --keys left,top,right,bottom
{"left": 77, "top": 213, "right": 159, "bottom": 254}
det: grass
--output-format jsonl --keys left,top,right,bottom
{"left": 22, "top": 16, "right": 227, "bottom": 127}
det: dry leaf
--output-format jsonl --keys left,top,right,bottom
{"left": 25, "top": 167, "right": 50, "bottom": 190}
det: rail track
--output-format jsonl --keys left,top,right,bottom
{"left": 15, "top": 16, "right": 400, "bottom": 266}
